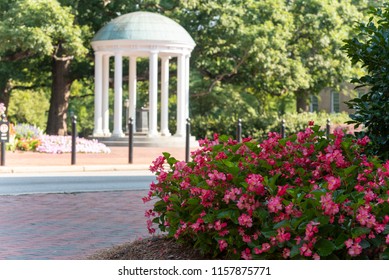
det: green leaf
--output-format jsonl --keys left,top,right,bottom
{"left": 261, "top": 230, "right": 276, "bottom": 239}
{"left": 360, "top": 239, "right": 370, "bottom": 249}
{"left": 334, "top": 233, "right": 349, "bottom": 249}
{"left": 314, "top": 239, "right": 337, "bottom": 257}
{"left": 273, "top": 219, "right": 290, "bottom": 230}
{"left": 290, "top": 245, "right": 300, "bottom": 258}
{"left": 351, "top": 227, "right": 371, "bottom": 238}
{"left": 254, "top": 208, "right": 269, "bottom": 222}
{"left": 187, "top": 198, "right": 200, "bottom": 205}
{"left": 382, "top": 248, "right": 389, "bottom": 260}
{"left": 383, "top": 224, "right": 389, "bottom": 235}
{"left": 216, "top": 209, "right": 239, "bottom": 223}
{"left": 162, "top": 152, "right": 171, "bottom": 159}
{"left": 344, "top": 165, "right": 358, "bottom": 176}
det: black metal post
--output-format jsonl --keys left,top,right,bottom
{"left": 186, "top": 118, "right": 191, "bottom": 163}
{"left": 128, "top": 117, "right": 133, "bottom": 164}
{"left": 236, "top": 118, "right": 242, "bottom": 143}
{"left": 71, "top": 115, "right": 77, "bottom": 165}
{"left": 326, "top": 118, "right": 331, "bottom": 138}
{"left": 281, "top": 119, "right": 286, "bottom": 138}
{"left": 1, "top": 141, "right": 5, "bottom": 166}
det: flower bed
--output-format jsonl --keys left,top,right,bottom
{"left": 145, "top": 123, "right": 389, "bottom": 259}
{"left": 36, "top": 135, "right": 110, "bottom": 154}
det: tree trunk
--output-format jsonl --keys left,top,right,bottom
{"left": 46, "top": 56, "right": 72, "bottom": 136}
{"left": 295, "top": 90, "right": 310, "bottom": 113}
{"left": 0, "top": 80, "right": 12, "bottom": 108}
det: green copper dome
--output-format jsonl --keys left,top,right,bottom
{"left": 92, "top": 11, "right": 195, "bottom": 46}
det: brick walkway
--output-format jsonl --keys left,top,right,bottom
{"left": 0, "top": 146, "right": 194, "bottom": 260}
{"left": 0, "top": 190, "right": 151, "bottom": 259}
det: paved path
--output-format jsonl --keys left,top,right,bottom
{"left": 0, "top": 190, "right": 151, "bottom": 259}
{"left": 0, "top": 146, "right": 192, "bottom": 259}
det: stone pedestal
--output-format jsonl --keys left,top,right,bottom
{"left": 136, "top": 108, "right": 149, "bottom": 133}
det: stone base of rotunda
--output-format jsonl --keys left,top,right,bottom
{"left": 91, "top": 133, "right": 198, "bottom": 148}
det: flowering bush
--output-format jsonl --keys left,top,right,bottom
{"left": 144, "top": 123, "right": 389, "bottom": 259}
{"left": 14, "top": 123, "right": 43, "bottom": 139}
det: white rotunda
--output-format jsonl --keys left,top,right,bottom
{"left": 91, "top": 11, "right": 195, "bottom": 145}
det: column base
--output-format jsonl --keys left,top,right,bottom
{"left": 161, "top": 130, "right": 171, "bottom": 137}
{"left": 112, "top": 131, "right": 125, "bottom": 138}
{"left": 93, "top": 129, "right": 104, "bottom": 137}
{"left": 174, "top": 131, "right": 185, "bottom": 138}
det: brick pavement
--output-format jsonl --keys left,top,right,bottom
{"left": 0, "top": 146, "right": 193, "bottom": 259}
{"left": 0, "top": 190, "right": 153, "bottom": 259}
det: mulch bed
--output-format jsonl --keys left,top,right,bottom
{"left": 87, "top": 236, "right": 215, "bottom": 260}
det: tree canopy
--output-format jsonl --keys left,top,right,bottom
{"left": 0, "top": 0, "right": 385, "bottom": 136}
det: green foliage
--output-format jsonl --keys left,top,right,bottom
{"left": 146, "top": 125, "right": 389, "bottom": 259}
{"left": 67, "top": 79, "right": 95, "bottom": 137}
{"left": 7, "top": 88, "right": 50, "bottom": 130}
{"left": 343, "top": 4, "right": 389, "bottom": 160}
{"left": 191, "top": 110, "right": 351, "bottom": 140}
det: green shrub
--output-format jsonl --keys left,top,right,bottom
{"left": 145, "top": 124, "right": 389, "bottom": 259}
{"left": 343, "top": 4, "right": 389, "bottom": 160}
{"left": 191, "top": 111, "right": 351, "bottom": 141}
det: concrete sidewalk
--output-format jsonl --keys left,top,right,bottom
{"left": 0, "top": 146, "right": 190, "bottom": 174}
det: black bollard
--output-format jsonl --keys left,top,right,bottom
{"left": 186, "top": 118, "right": 191, "bottom": 163}
{"left": 71, "top": 115, "right": 77, "bottom": 165}
{"left": 326, "top": 118, "right": 331, "bottom": 138}
{"left": 128, "top": 117, "right": 133, "bottom": 164}
{"left": 1, "top": 141, "right": 5, "bottom": 166}
{"left": 280, "top": 119, "right": 286, "bottom": 138}
{"left": 236, "top": 118, "right": 242, "bottom": 143}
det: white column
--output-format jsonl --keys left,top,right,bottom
{"left": 160, "top": 56, "right": 171, "bottom": 136}
{"left": 102, "top": 54, "right": 111, "bottom": 136}
{"left": 112, "top": 52, "right": 124, "bottom": 137}
{"left": 148, "top": 51, "right": 159, "bottom": 137}
{"left": 93, "top": 51, "right": 103, "bottom": 136}
{"left": 175, "top": 54, "right": 186, "bottom": 137}
{"left": 129, "top": 56, "right": 137, "bottom": 133}
{"left": 185, "top": 54, "right": 190, "bottom": 120}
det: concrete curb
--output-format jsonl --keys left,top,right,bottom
{"left": 0, "top": 164, "right": 151, "bottom": 174}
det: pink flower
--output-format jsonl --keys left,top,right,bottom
{"left": 261, "top": 243, "right": 271, "bottom": 252}
{"left": 238, "top": 213, "right": 253, "bottom": 228}
{"left": 348, "top": 243, "right": 362, "bottom": 257}
{"left": 241, "top": 248, "right": 252, "bottom": 260}
{"left": 325, "top": 175, "right": 341, "bottom": 191}
{"left": 276, "top": 227, "right": 291, "bottom": 243}
{"left": 320, "top": 193, "right": 339, "bottom": 216}
{"left": 268, "top": 196, "right": 283, "bottom": 213}
{"left": 357, "top": 136, "right": 370, "bottom": 146}
{"left": 214, "top": 220, "right": 227, "bottom": 231}
{"left": 312, "top": 253, "right": 320, "bottom": 260}
{"left": 356, "top": 206, "right": 376, "bottom": 228}
{"left": 208, "top": 170, "right": 227, "bottom": 181}
{"left": 305, "top": 221, "right": 319, "bottom": 240}
{"left": 386, "top": 234, "right": 389, "bottom": 245}
{"left": 218, "top": 240, "right": 228, "bottom": 251}
{"left": 150, "top": 156, "right": 165, "bottom": 172}
{"left": 175, "top": 161, "right": 187, "bottom": 171}
{"left": 147, "top": 220, "right": 156, "bottom": 234}
{"left": 300, "top": 243, "right": 312, "bottom": 257}
{"left": 345, "top": 239, "right": 353, "bottom": 248}
{"left": 246, "top": 174, "right": 265, "bottom": 195}
{"left": 282, "top": 248, "right": 291, "bottom": 259}
{"left": 191, "top": 218, "right": 204, "bottom": 232}
{"left": 223, "top": 188, "right": 241, "bottom": 204}
{"left": 242, "top": 235, "right": 251, "bottom": 243}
